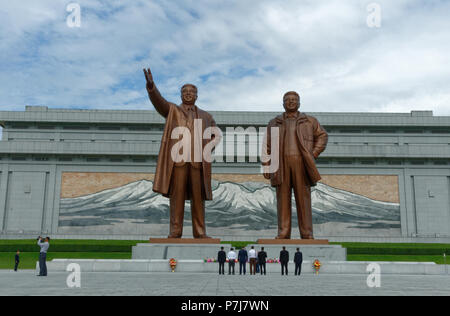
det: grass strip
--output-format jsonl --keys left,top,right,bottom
{"left": 0, "top": 252, "right": 132, "bottom": 270}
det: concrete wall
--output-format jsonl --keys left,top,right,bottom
{"left": 0, "top": 107, "right": 449, "bottom": 241}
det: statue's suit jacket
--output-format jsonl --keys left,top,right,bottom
{"left": 263, "top": 112, "right": 328, "bottom": 187}
{"left": 148, "top": 85, "right": 220, "bottom": 201}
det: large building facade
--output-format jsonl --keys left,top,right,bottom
{"left": 0, "top": 106, "right": 449, "bottom": 241}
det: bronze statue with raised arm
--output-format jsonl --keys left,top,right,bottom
{"left": 143, "top": 67, "right": 219, "bottom": 238}
{"left": 263, "top": 91, "right": 328, "bottom": 239}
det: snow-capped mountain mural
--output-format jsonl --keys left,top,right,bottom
{"left": 58, "top": 180, "right": 401, "bottom": 237}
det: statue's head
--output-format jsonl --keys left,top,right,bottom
{"left": 283, "top": 91, "right": 300, "bottom": 113}
{"left": 181, "top": 84, "right": 198, "bottom": 105}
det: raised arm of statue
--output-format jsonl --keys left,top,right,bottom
{"left": 143, "top": 67, "right": 171, "bottom": 118}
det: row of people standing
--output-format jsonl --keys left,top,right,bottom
{"left": 217, "top": 246, "right": 303, "bottom": 276}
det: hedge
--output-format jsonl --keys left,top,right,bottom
{"left": 0, "top": 244, "right": 133, "bottom": 253}
{"left": 1, "top": 242, "right": 255, "bottom": 252}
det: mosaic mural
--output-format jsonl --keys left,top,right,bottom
{"left": 58, "top": 173, "right": 401, "bottom": 237}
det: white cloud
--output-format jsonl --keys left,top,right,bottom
{"left": 0, "top": 0, "right": 449, "bottom": 116}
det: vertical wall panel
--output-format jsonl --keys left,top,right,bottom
{"left": 414, "top": 176, "right": 450, "bottom": 236}
{"left": 5, "top": 172, "right": 47, "bottom": 233}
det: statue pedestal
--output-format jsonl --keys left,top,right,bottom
{"left": 149, "top": 238, "right": 221, "bottom": 244}
{"left": 133, "top": 240, "right": 230, "bottom": 260}
{"left": 257, "top": 239, "right": 329, "bottom": 245}
{"left": 250, "top": 241, "right": 346, "bottom": 261}
{"left": 133, "top": 238, "right": 345, "bottom": 261}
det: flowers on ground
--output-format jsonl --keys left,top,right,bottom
{"left": 313, "top": 259, "right": 321, "bottom": 275}
{"left": 169, "top": 258, "right": 177, "bottom": 272}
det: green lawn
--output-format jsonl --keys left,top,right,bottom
{"left": 0, "top": 239, "right": 142, "bottom": 245}
{"left": 0, "top": 239, "right": 254, "bottom": 248}
{"left": 331, "top": 242, "right": 450, "bottom": 249}
{"left": 0, "top": 239, "right": 254, "bottom": 252}
{"left": 0, "top": 252, "right": 131, "bottom": 270}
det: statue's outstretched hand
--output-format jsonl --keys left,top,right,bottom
{"left": 143, "top": 67, "right": 170, "bottom": 117}
{"left": 143, "top": 68, "right": 154, "bottom": 90}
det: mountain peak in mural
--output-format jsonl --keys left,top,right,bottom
{"left": 59, "top": 180, "right": 400, "bottom": 231}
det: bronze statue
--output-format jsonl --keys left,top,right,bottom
{"left": 263, "top": 91, "right": 328, "bottom": 239}
{"left": 144, "top": 67, "right": 219, "bottom": 238}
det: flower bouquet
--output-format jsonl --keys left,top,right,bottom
{"left": 313, "top": 259, "right": 321, "bottom": 275}
{"left": 169, "top": 258, "right": 177, "bottom": 272}
{"left": 204, "top": 258, "right": 217, "bottom": 263}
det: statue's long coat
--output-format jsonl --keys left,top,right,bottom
{"left": 148, "top": 86, "right": 219, "bottom": 200}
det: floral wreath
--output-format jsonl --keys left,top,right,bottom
{"left": 313, "top": 259, "right": 321, "bottom": 274}
{"left": 169, "top": 258, "right": 177, "bottom": 272}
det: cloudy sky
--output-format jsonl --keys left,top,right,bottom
{"left": 0, "top": 0, "right": 449, "bottom": 115}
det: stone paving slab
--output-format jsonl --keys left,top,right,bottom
{"left": 1, "top": 270, "right": 449, "bottom": 296}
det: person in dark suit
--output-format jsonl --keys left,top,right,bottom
{"left": 238, "top": 247, "right": 248, "bottom": 275}
{"left": 258, "top": 247, "right": 267, "bottom": 275}
{"left": 280, "top": 246, "right": 289, "bottom": 275}
{"left": 294, "top": 248, "right": 303, "bottom": 276}
{"left": 14, "top": 250, "right": 20, "bottom": 272}
{"left": 217, "top": 247, "right": 226, "bottom": 275}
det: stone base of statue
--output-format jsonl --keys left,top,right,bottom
{"left": 149, "top": 238, "right": 221, "bottom": 244}
{"left": 132, "top": 238, "right": 346, "bottom": 261}
{"left": 257, "top": 239, "right": 330, "bottom": 245}
{"left": 250, "top": 241, "right": 346, "bottom": 262}
{"left": 133, "top": 240, "right": 229, "bottom": 260}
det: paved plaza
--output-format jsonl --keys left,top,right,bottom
{"left": 0, "top": 270, "right": 449, "bottom": 296}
